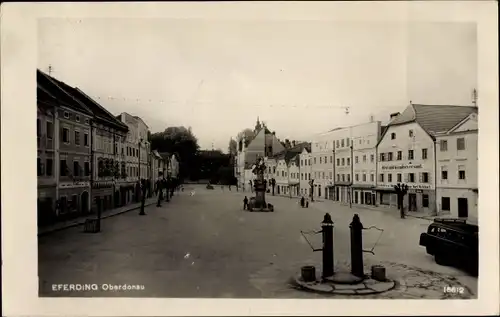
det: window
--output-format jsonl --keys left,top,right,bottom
{"left": 341, "top": 139, "right": 345, "bottom": 147}
{"left": 355, "top": 156, "right": 359, "bottom": 163}
{"left": 422, "top": 148, "right": 428, "bottom": 160}
{"left": 84, "top": 162, "right": 90, "bottom": 176}
{"left": 363, "top": 155, "right": 366, "bottom": 162}
{"left": 324, "top": 156, "right": 327, "bottom": 164}
{"left": 337, "top": 174, "right": 340, "bottom": 181}
{"left": 388, "top": 173, "right": 392, "bottom": 182}
{"left": 347, "top": 158, "right": 350, "bottom": 165}
{"left": 46, "top": 121, "right": 53, "bottom": 140}
{"left": 457, "top": 138, "right": 465, "bottom": 150}
{"left": 387, "top": 152, "right": 393, "bottom": 161}
{"left": 440, "top": 140, "right": 448, "bottom": 151}
{"left": 347, "top": 174, "right": 350, "bottom": 182}
{"left": 370, "top": 154, "right": 374, "bottom": 162}
{"left": 341, "top": 158, "right": 345, "bottom": 166}
{"left": 46, "top": 158, "right": 53, "bottom": 176}
{"left": 330, "top": 156, "right": 333, "bottom": 163}
{"left": 73, "top": 161, "right": 80, "bottom": 176}
{"left": 362, "top": 174, "right": 366, "bottom": 181}
{"left": 380, "top": 153, "right": 385, "bottom": 162}
{"left": 422, "top": 194, "right": 429, "bottom": 208}
{"left": 37, "top": 158, "right": 43, "bottom": 176}
{"left": 64, "top": 111, "right": 70, "bottom": 119}
{"left": 337, "top": 158, "right": 340, "bottom": 166}
{"left": 458, "top": 165, "right": 466, "bottom": 180}
{"left": 408, "top": 150, "right": 414, "bottom": 160}
{"left": 408, "top": 173, "right": 415, "bottom": 182}
{"left": 320, "top": 157, "right": 322, "bottom": 164}
{"left": 308, "top": 159, "right": 311, "bottom": 165}
{"left": 355, "top": 174, "right": 359, "bottom": 181}
{"left": 314, "top": 158, "right": 316, "bottom": 164}
{"left": 391, "top": 132, "right": 396, "bottom": 140}
{"left": 85, "top": 118, "right": 90, "bottom": 125}
{"left": 75, "top": 115, "right": 80, "bottom": 122}
{"left": 329, "top": 172, "right": 332, "bottom": 179}
{"left": 336, "top": 140, "right": 339, "bottom": 148}
{"left": 37, "top": 119, "right": 41, "bottom": 137}
{"left": 379, "top": 174, "right": 384, "bottom": 182}
{"left": 409, "top": 130, "right": 414, "bottom": 137}
{"left": 397, "top": 151, "right": 402, "bottom": 160}
{"left": 370, "top": 173, "right": 374, "bottom": 182}
{"left": 397, "top": 173, "right": 402, "bottom": 182}
{"left": 60, "top": 159, "right": 67, "bottom": 176}
{"left": 75, "top": 131, "right": 80, "bottom": 145}
{"left": 346, "top": 138, "right": 350, "bottom": 146}
{"left": 421, "top": 172, "right": 429, "bottom": 183}
{"left": 62, "top": 128, "right": 70, "bottom": 143}
{"left": 441, "top": 197, "right": 450, "bottom": 211}
{"left": 300, "top": 160, "right": 303, "bottom": 166}
{"left": 441, "top": 167, "right": 448, "bottom": 180}
{"left": 322, "top": 172, "right": 325, "bottom": 179}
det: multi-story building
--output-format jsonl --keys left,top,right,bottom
{"left": 38, "top": 70, "right": 93, "bottom": 218}
{"left": 311, "top": 132, "right": 335, "bottom": 200}
{"left": 58, "top": 84, "right": 130, "bottom": 211}
{"left": 117, "top": 112, "right": 149, "bottom": 204}
{"left": 299, "top": 145, "right": 312, "bottom": 198}
{"left": 287, "top": 154, "right": 301, "bottom": 197}
{"left": 37, "top": 80, "right": 58, "bottom": 225}
{"left": 376, "top": 103, "right": 477, "bottom": 215}
{"left": 435, "top": 110, "right": 478, "bottom": 220}
{"left": 234, "top": 118, "right": 285, "bottom": 191}
{"left": 351, "top": 121, "right": 383, "bottom": 206}
{"left": 169, "top": 153, "right": 180, "bottom": 179}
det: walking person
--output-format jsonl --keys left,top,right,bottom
{"left": 300, "top": 196, "right": 305, "bottom": 208}
{"left": 243, "top": 196, "right": 248, "bottom": 210}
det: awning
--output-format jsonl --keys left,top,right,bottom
{"left": 351, "top": 184, "right": 376, "bottom": 190}
{"left": 335, "top": 181, "right": 352, "bottom": 186}
{"left": 374, "top": 187, "right": 396, "bottom": 192}
{"left": 288, "top": 182, "right": 300, "bottom": 187}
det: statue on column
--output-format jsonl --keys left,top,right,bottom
{"left": 246, "top": 156, "right": 274, "bottom": 212}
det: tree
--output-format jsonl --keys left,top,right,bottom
{"left": 394, "top": 183, "right": 409, "bottom": 219}
{"left": 237, "top": 128, "right": 255, "bottom": 140}
{"left": 150, "top": 126, "right": 200, "bottom": 180}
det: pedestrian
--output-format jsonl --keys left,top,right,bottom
{"left": 305, "top": 199, "right": 309, "bottom": 208}
{"left": 229, "top": 184, "right": 232, "bottom": 191}
{"left": 300, "top": 196, "right": 305, "bottom": 208}
{"left": 243, "top": 196, "right": 248, "bottom": 210}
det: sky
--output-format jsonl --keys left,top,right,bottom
{"left": 38, "top": 19, "right": 477, "bottom": 152}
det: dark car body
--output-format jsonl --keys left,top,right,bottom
{"left": 419, "top": 218, "right": 478, "bottom": 276}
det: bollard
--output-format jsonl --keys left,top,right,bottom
{"left": 350, "top": 214, "right": 364, "bottom": 278}
{"left": 321, "top": 213, "right": 335, "bottom": 278}
{"left": 301, "top": 265, "right": 316, "bottom": 282}
{"left": 371, "top": 265, "right": 386, "bottom": 281}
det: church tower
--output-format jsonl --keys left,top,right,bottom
{"left": 254, "top": 116, "right": 262, "bottom": 132}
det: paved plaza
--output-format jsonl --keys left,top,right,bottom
{"left": 38, "top": 185, "right": 477, "bottom": 298}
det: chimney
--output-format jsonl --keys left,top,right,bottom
{"left": 272, "top": 131, "right": 276, "bottom": 135}
{"left": 369, "top": 115, "right": 374, "bottom": 123}
{"left": 390, "top": 112, "right": 400, "bottom": 120}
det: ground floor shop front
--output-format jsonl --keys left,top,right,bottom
{"left": 352, "top": 186, "right": 376, "bottom": 206}
{"left": 57, "top": 183, "right": 91, "bottom": 220}
{"left": 436, "top": 187, "right": 477, "bottom": 219}
{"left": 334, "top": 185, "right": 351, "bottom": 204}
{"left": 375, "top": 187, "right": 436, "bottom": 215}
{"left": 38, "top": 185, "right": 57, "bottom": 226}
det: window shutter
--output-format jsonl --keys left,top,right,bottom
{"left": 404, "top": 173, "right": 408, "bottom": 182}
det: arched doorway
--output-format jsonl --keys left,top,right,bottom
{"left": 81, "top": 191, "right": 89, "bottom": 214}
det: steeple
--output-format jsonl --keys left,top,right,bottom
{"left": 254, "top": 116, "right": 262, "bottom": 131}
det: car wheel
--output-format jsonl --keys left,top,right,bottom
{"left": 435, "top": 253, "right": 450, "bottom": 266}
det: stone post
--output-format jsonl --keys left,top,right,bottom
{"left": 321, "top": 213, "right": 335, "bottom": 278}
{"left": 350, "top": 214, "right": 364, "bottom": 278}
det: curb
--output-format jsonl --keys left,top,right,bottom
{"left": 37, "top": 201, "right": 158, "bottom": 237}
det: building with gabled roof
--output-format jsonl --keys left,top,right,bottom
{"left": 435, "top": 111, "right": 478, "bottom": 221}
{"left": 376, "top": 102, "right": 477, "bottom": 216}
{"left": 234, "top": 117, "right": 285, "bottom": 191}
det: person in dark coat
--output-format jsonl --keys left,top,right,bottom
{"left": 243, "top": 196, "right": 249, "bottom": 210}
{"left": 300, "top": 196, "right": 305, "bottom": 208}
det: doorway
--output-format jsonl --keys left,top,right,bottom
{"left": 408, "top": 193, "right": 417, "bottom": 212}
{"left": 81, "top": 191, "right": 89, "bottom": 214}
{"left": 354, "top": 191, "right": 359, "bottom": 204}
{"left": 458, "top": 198, "right": 468, "bottom": 218}
{"left": 336, "top": 187, "right": 340, "bottom": 201}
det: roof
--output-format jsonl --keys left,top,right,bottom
{"left": 388, "top": 104, "right": 477, "bottom": 137}
{"left": 272, "top": 142, "right": 310, "bottom": 163}
{"left": 158, "top": 152, "right": 171, "bottom": 160}
{"left": 37, "top": 69, "right": 93, "bottom": 116}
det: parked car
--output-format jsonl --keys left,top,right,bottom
{"left": 419, "top": 217, "right": 478, "bottom": 276}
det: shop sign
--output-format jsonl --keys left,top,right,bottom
{"left": 377, "top": 183, "right": 432, "bottom": 190}
{"left": 381, "top": 163, "right": 423, "bottom": 170}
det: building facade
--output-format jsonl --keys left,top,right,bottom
{"left": 351, "top": 121, "right": 382, "bottom": 206}
{"left": 37, "top": 83, "right": 58, "bottom": 225}
{"left": 299, "top": 146, "right": 312, "bottom": 198}
{"left": 311, "top": 133, "right": 335, "bottom": 200}
{"left": 376, "top": 103, "right": 477, "bottom": 215}
{"left": 287, "top": 155, "right": 300, "bottom": 197}
{"left": 38, "top": 70, "right": 94, "bottom": 219}
{"left": 435, "top": 112, "right": 478, "bottom": 220}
